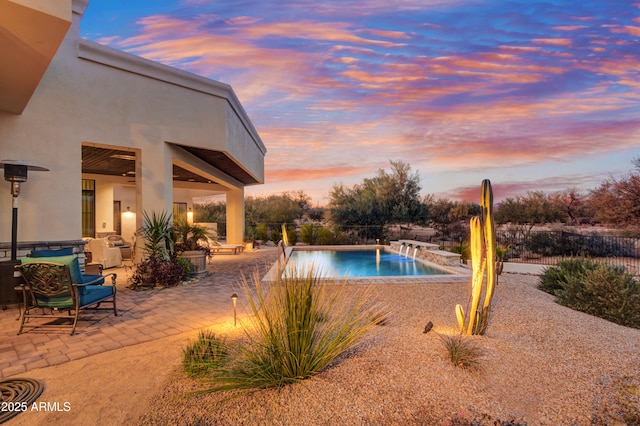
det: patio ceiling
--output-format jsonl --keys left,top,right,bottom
{"left": 82, "top": 145, "right": 259, "bottom": 186}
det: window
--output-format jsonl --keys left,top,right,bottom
{"left": 173, "top": 202, "right": 187, "bottom": 223}
{"left": 114, "top": 201, "right": 122, "bottom": 235}
{"left": 82, "top": 179, "right": 95, "bottom": 237}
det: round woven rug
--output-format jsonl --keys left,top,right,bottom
{"left": 0, "top": 378, "right": 45, "bottom": 423}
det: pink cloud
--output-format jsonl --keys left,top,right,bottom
{"left": 553, "top": 25, "right": 588, "bottom": 31}
{"left": 445, "top": 174, "right": 607, "bottom": 203}
{"left": 90, "top": 6, "right": 640, "bottom": 205}
{"left": 266, "top": 165, "right": 372, "bottom": 183}
{"left": 532, "top": 38, "right": 573, "bottom": 46}
{"left": 610, "top": 25, "right": 640, "bottom": 37}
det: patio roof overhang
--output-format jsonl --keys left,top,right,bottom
{"left": 82, "top": 144, "right": 260, "bottom": 190}
{"left": 0, "top": 0, "right": 72, "bottom": 114}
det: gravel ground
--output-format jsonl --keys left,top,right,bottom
{"left": 137, "top": 274, "right": 640, "bottom": 425}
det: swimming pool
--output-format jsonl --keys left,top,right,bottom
{"left": 284, "top": 247, "right": 452, "bottom": 278}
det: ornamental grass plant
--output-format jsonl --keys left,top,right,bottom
{"left": 205, "top": 265, "right": 388, "bottom": 391}
{"left": 439, "top": 333, "right": 482, "bottom": 369}
{"left": 183, "top": 330, "right": 228, "bottom": 376}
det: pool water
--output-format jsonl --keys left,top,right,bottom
{"left": 286, "top": 248, "right": 449, "bottom": 277}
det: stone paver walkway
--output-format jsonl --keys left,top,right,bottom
{"left": 0, "top": 247, "right": 279, "bottom": 379}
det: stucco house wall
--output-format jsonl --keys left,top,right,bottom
{"left": 0, "top": 0, "right": 265, "bottom": 259}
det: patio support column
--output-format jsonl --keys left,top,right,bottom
{"left": 95, "top": 180, "right": 115, "bottom": 236}
{"left": 226, "top": 188, "right": 244, "bottom": 245}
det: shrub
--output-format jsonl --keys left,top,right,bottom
{"left": 316, "top": 226, "right": 336, "bottom": 245}
{"left": 592, "top": 376, "right": 640, "bottom": 425}
{"left": 449, "top": 241, "right": 470, "bottom": 263}
{"left": 445, "top": 411, "right": 528, "bottom": 425}
{"left": 439, "top": 333, "right": 482, "bottom": 368}
{"left": 554, "top": 264, "right": 640, "bottom": 328}
{"left": 270, "top": 228, "right": 282, "bottom": 243}
{"left": 285, "top": 224, "right": 298, "bottom": 245}
{"left": 538, "top": 258, "right": 602, "bottom": 295}
{"left": 128, "top": 257, "right": 185, "bottom": 289}
{"left": 208, "top": 266, "right": 388, "bottom": 391}
{"left": 300, "top": 223, "right": 316, "bottom": 244}
{"left": 183, "top": 330, "right": 228, "bottom": 376}
{"left": 255, "top": 223, "right": 269, "bottom": 242}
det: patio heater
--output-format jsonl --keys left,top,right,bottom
{"left": 0, "top": 160, "right": 49, "bottom": 308}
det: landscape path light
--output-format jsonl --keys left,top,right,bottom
{"left": 231, "top": 293, "right": 238, "bottom": 326}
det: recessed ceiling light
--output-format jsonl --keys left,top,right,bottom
{"left": 111, "top": 154, "right": 135, "bottom": 161}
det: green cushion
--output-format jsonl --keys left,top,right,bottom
{"left": 21, "top": 254, "right": 83, "bottom": 285}
{"left": 35, "top": 294, "right": 74, "bottom": 309}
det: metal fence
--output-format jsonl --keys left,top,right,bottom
{"left": 493, "top": 230, "right": 640, "bottom": 273}
{"left": 233, "top": 223, "right": 640, "bottom": 274}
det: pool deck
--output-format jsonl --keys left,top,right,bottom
{"left": 0, "top": 247, "right": 280, "bottom": 379}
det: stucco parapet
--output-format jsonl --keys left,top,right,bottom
{"left": 77, "top": 39, "right": 266, "bottom": 155}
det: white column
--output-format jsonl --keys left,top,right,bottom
{"left": 226, "top": 188, "right": 244, "bottom": 244}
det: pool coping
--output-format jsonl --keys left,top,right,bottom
{"left": 263, "top": 245, "right": 472, "bottom": 284}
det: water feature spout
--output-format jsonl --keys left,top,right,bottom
{"left": 413, "top": 246, "right": 419, "bottom": 261}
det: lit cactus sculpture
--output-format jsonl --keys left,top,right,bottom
{"left": 455, "top": 179, "right": 496, "bottom": 335}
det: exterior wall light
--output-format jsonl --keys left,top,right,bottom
{"left": 187, "top": 207, "right": 193, "bottom": 224}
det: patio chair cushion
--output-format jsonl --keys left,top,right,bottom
{"left": 30, "top": 247, "right": 74, "bottom": 257}
{"left": 82, "top": 274, "right": 105, "bottom": 285}
{"left": 21, "top": 254, "right": 84, "bottom": 291}
{"left": 79, "top": 285, "right": 115, "bottom": 306}
{"left": 28, "top": 283, "right": 114, "bottom": 309}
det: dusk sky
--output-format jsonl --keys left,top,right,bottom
{"left": 80, "top": 0, "right": 640, "bottom": 205}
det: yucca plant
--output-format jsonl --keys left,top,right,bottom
{"left": 138, "top": 210, "right": 174, "bottom": 260}
{"left": 208, "top": 265, "right": 388, "bottom": 391}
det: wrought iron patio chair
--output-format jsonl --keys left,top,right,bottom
{"left": 16, "top": 261, "right": 117, "bottom": 335}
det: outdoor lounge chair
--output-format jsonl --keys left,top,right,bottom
{"left": 16, "top": 256, "right": 117, "bottom": 335}
{"left": 85, "top": 237, "right": 122, "bottom": 268}
{"left": 107, "top": 235, "right": 133, "bottom": 261}
{"left": 211, "top": 244, "right": 244, "bottom": 255}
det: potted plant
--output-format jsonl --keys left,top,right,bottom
{"left": 244, "top": 227, "right": 257, "bottom": 251}
{"left": 173, "top": 218, "right": 215, "bottom": 277}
